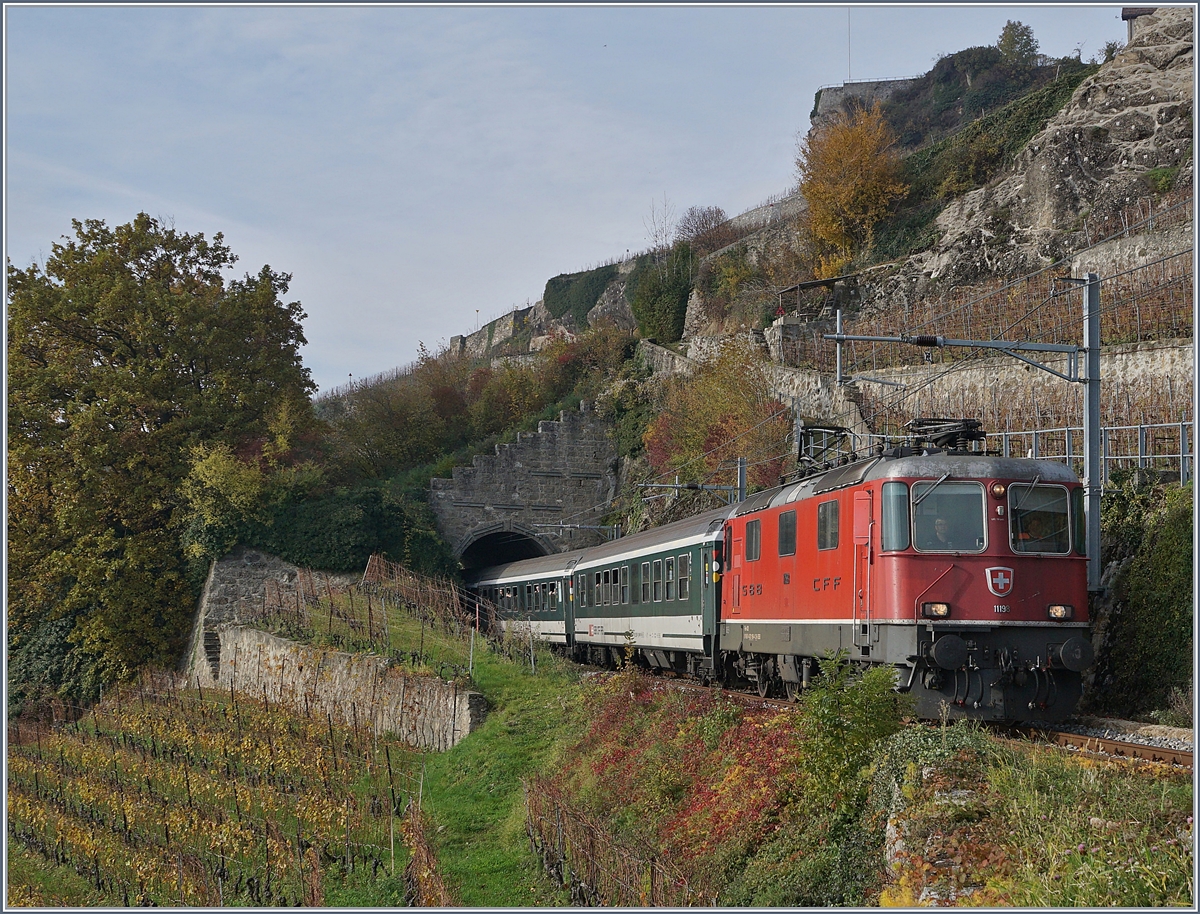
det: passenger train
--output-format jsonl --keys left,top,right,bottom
{"left": 466, "top": 423, "right": 1095, "bottom": 722}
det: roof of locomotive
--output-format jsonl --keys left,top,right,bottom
{"left": 732, "top": 451, "right": 1080, "bottom": 517}
{"left": 865, "top": 453, "right": 1081, "bottom": 484}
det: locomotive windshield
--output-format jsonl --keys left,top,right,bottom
{"left": 1009, "top": 484, "right": 1071, "bottom": 554}
{"left": 912, "top": 481, "right": 985, "bottom": 552}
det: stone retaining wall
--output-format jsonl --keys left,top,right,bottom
{"left": 182, "top": 547, "right": 486, "bottom": 750}
{"left": 191, "top": 625, "right": 485, "bottom": 751}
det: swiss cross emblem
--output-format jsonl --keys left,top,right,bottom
{"left": 986, "top": 567, "right": 1015, "bottom": 597}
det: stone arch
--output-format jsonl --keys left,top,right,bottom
{"left": 455, "top": 521, "right": 556, "bottom": 571}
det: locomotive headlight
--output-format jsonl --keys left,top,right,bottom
{"left": 1047, "top": 604, "right": 1074, "bottom": 620}
{"left": 990, "top": 482, "right": 1007, "bottom": 498}
{"left": 922, "top": 602, "right": 951, "bottom": 618}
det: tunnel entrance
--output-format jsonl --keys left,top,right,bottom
{"left": 458, "top": 527, "right": 554, "bottom": 571}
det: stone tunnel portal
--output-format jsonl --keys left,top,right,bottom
{"left": 457, "top": 526, "right": 554, "bottom": 571}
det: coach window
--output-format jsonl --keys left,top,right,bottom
{"left": 665, "top": 557, "right": 675, "bottom": 600}
{"left": 913, "top": 481, "right": 986, "bottom": 552}
{"left": 620, "top": 566, "right": 630, "bottom": 604}
{"left": 641, "top": 562, "right": 651, "bottom": 602}
{"left": 778, "top": 510, "right": 797, "bottom": 556}
{"left": 549, "top": 581, "right": 558, "bottom": 608}
{"left": 578, "top": 574, "right": 588, "bottom": 608}
{"left": 817, "top": 501, "right": 839, "bottom": 550}
{"left": 746, "top": 519, "right": 761, "bottom": 561}
{"left": 678, "top": 554, "right": 690, "bottom": 601}
{"left": 881, "top": 482, "right": 911, "bottom": 551}
{"left": 652, "top": 559, "right": 663, "bottom": 601}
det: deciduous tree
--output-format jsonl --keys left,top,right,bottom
{"left": 675, "top": 205, "right": 737, "bottom": 257}
{"left": 796, "top": 101, "right": 906, "bottom": 278}
{"left": 643, "top": 339, "right": 792, "bottom": 490}
{"left": 997, "top": 20, "right": 1039, "bottom": 70}
{"left": 7, "top": 214, "right": 314, "bottom": 703}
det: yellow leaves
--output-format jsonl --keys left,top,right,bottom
{"left": 181, "top": 442, "right": 268, "bottom": 528}
{"left": 797, "top": 101, "right": 907, "bottom": 272}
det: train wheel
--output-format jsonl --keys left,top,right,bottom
{"left": 757, "top": 670, "right": 770, "bottom": 698}
{"left": 784, "top": 680, "right": 800, "bottom": 702}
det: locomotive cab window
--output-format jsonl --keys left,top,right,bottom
{"left": 745, "top": 520, "right": 761, "bottom": 561}
{"left": 881, "top": 482, "right": 911, "bottom": 551}
{"left": 1009, "top": 484, "right": 1071, "bottom": 554}
{"left": 817, "top": 501, "right": 839, "bottom": 550}
{"left": 913, "top": 481, "right": 985, "bottom": 552}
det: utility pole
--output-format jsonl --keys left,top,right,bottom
{"left": 825, "top": 273, "right": 1103, "bottom": 592}
{"left": 1073, "top": 273, "right": 1103, "bottom": 593}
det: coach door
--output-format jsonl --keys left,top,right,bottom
{"left": 852, "top": 491, "right": 874, "bottom": 650}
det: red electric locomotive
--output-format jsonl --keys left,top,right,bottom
{"left": 718, "top": 429, "right": 1093, "bottom": 722}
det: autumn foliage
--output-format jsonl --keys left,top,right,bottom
{"left": 548, "top": 659, "right": 910, "bottom": 904}
{"left": 797, "top": 101, "right": 907, "bottom": 277}
{"left": 643, "top": 339, "right": 793, "bottom": 491}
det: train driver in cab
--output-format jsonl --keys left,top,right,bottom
{"left": 919, "top": 516, "right": 955, "bottom": 550}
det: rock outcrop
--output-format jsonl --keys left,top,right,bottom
{"left": 911, "top": 7, "right": 1193, "bottom": 289}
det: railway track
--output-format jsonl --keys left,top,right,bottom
{"left": 1008, "top": 726, "right": 1194, "bottom": 768}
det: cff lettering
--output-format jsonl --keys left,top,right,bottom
{"left": 812, "top": 576, "right": 842, "bottom": 592}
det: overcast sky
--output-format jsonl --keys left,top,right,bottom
{"left": 6, "top": 3, "right": 1130, "bottom": 394}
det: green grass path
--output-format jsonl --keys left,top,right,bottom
{"left": 421, "top": 647, "right": 582, "bottom": 906}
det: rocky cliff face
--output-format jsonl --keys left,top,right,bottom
{"left": 887, "top": 7, "right": 1193, "bottom": 295}
{"left": 457, "top": 8, "right": 1191, "bottom": 373}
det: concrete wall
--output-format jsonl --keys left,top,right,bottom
{"left": 449, "top": 306, "right": 535, "bottom": 361}
{"left": 180, "top": 546, "right": 306, "bottom": 679}
{"left": 429, "top": 401, "right": 619, "bottom": 557}
{"left": 852, "top": 339, "right": 1192, "bottom": 408}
